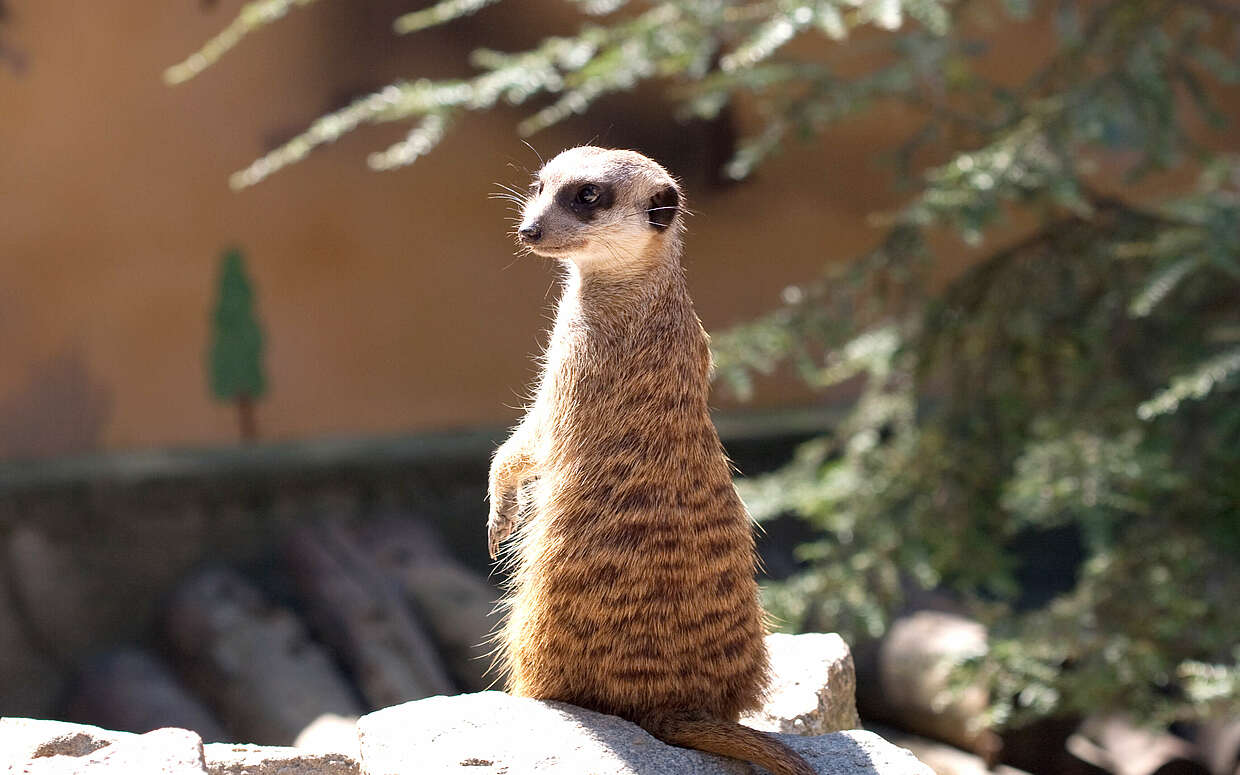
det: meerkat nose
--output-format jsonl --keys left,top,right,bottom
{"left": 518, "top": 223, "right": 543, "bottom": 243}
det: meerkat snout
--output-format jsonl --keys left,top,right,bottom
{"left": 514, "top": 146, "right": 684, "bottom": 270}
{"left": 518, "top": 223, "right": 543, "bottom": 243}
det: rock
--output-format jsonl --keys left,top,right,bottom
{"left": 0, "top": 719, "right": 362, "bottom": 775}
{"left": 284, "top": 521, "right": 455, "bottom": 708}
{"left": 62, "top": 648, "right": 228, "bottom": 742}
{"left": 354, "top": 517, "right": 502, "bottom": 692}
{"left": 856, "top": 611, "right": 999, "bottom": 761}
{"left": 744, "top": 633, "right": 861, "bottom": 736}
{"left": 294, "top": 713, "right": 361, "bottom": 758}
{"left": 203, "top": 743, "right": 359, "bottom": 775}
{"left": 357, "top": 691, "right": 933, "bottom": 774}
{"left": 164, "top": 568, "right": 364, "bottom": 745}
{"left": 14, "top": 727, "right": 206, "bottom": 775}
{"left": 0, "top": 718, "right": 133, "bottom": 763}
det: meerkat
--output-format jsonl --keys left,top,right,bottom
{"left": 486, "top": 146, "right": 816, "bottom": 775}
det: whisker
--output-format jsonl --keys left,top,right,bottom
{"left": 597, "top": 236, "right": 640, "bottom": 269}
{"left": 494, "top": 182, "right": 529, "bottom": 199}
{"left": 619, "top": 205, "right": 689, "bottom": 228}
{"left": 520, "top": 139, "right": 546, "bottom": 167}
{"left": 620, "top": 206, "right": 685, "bottom": 218}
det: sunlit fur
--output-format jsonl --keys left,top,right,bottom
{"left": 487, "top": 147, "right": 815, "bottom": 775}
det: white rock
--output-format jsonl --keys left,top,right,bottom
{"left": 744, "top": 633, "right": 862, "bottom": 736}
{"left": 294, "top": 713, "right": 361, "bottom": 758}
{"left": 203, "top": 743, "right": 359, "bottom": 775}
{"left": 0, "top": 718, "right": 135, "bottom": 764}
{"left": 13, "top": 727, "right": 206, "bottom": 774}
{"left": 357, "top": 691, "right": 932, "bottom": 775}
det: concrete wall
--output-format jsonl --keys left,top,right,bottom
{"left": 0, "top": 0, "right": 902, "bottom": 459}
{"left": 1, "top": 1, "right": 1233, "bottom": 459}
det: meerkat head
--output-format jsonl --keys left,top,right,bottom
{"left": 516, "top": 146, "right": 683, "bottom": 272}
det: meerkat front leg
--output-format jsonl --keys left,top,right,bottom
{"left": 487, "top": 425, "right": 536, "bottom": 558}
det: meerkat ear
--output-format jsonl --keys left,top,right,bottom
{"left": 647, "top": 185, "right": 680, "bottom": 230}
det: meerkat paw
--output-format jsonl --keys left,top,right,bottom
{"left": 487, "top": 510, "right": 515, "bottom": 559}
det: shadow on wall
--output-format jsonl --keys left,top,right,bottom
{"left": 0, "top": 347, "right": 112, "bottom": 460}
{"left": 0, "top": 0, "right": 29, "bottom": 76}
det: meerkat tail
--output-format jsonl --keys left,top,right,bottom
{"left": 640, "top": 712, "right": 817, "bottom": 775}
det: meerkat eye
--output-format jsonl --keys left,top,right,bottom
{"left": 575, "top": 184, "right": 600, "bottom": 206}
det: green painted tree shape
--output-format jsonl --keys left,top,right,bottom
{"left": 208, "top": 247, "right": 266, "bottom": 442}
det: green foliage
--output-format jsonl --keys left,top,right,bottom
{"left": 165, "top": 0, "right": 321, "bottom": 86}
{"left": 734, "top": 170, "right": 1240, "bottom": 725}
{"left": 175, "top": 0, "right": 1240, "bottom": 728}
{"left": 172, "top": 0, "right": 968, "bottom": 188}
{"left": 209, "top": 248, "right": 267, "bottom": 402}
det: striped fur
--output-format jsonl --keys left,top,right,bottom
{"left": 489, "top": 147, "right": 814, "bottom": 775}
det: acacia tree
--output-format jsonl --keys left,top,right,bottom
{"left": 209, "top": 247, "right": 266, "bottom": 442}
{"left": 172, "top": 0, "right": 1240, "bottom": 727}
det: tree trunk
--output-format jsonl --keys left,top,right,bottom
{"left": 237, "top": 393, "right": 257, "bottom": 442}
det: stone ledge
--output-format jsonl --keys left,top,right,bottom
{"left": 3, "top": 704, "right": 928, "bottom": 775}
{"left": 2, "top": 632, "right": 928, "bottom": 774}
{"left": 361, "top": 691, "right": 929, "bottom": 775}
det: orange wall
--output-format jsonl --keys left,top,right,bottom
{"left": 0, "top": 1, "right": 1234, "bottom": 459}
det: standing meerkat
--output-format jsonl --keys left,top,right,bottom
{"left": 487, "top": 146, "right": 815, "bottom": 775}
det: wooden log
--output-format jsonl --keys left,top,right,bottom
{"left": 1067, "top": 714, "right": 1210, "bottom": 775}
{"left": 62, "top": 648, "right": 228, "bottom": 742}
{"left": 856, "top": 610, "right": 1001, "bottom": 762}
{"left": 164, "top": 568, "right": 363, "bottom": 745}
{"left": 869, "top": 724, "right": 1033, "bottom": 775}
{"left": 283, "top": 520, "right": 455, "bottom": 708}
{"left": 353, "top": 516, "right": 502, "bottom": 692}
{"left": 1000, "top": 717, "right": 1108, "bottom": 775}
{"left": 1190, "top": 719, "right": 1240, "bottom": 775}
{"left": 0, "top": 539, "right": 64, "bottom": 717}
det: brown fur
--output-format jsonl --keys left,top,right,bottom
{"left": 488, "top": 147, "right": 814, "bottom": 775}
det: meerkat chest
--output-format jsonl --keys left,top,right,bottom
{"left": 545, "top": 329, "right": 698, "bottom": 436}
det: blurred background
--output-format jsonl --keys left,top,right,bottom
{"left": 1, "top": 1, "right": 1237, "bottom": 773}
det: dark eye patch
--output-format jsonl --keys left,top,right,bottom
{"left": 556, "top": 181, "right": 614, "bottom": 222}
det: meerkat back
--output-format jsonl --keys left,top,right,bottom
{"left": 487, "top": 146, "right": 815, "bottom": 775}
